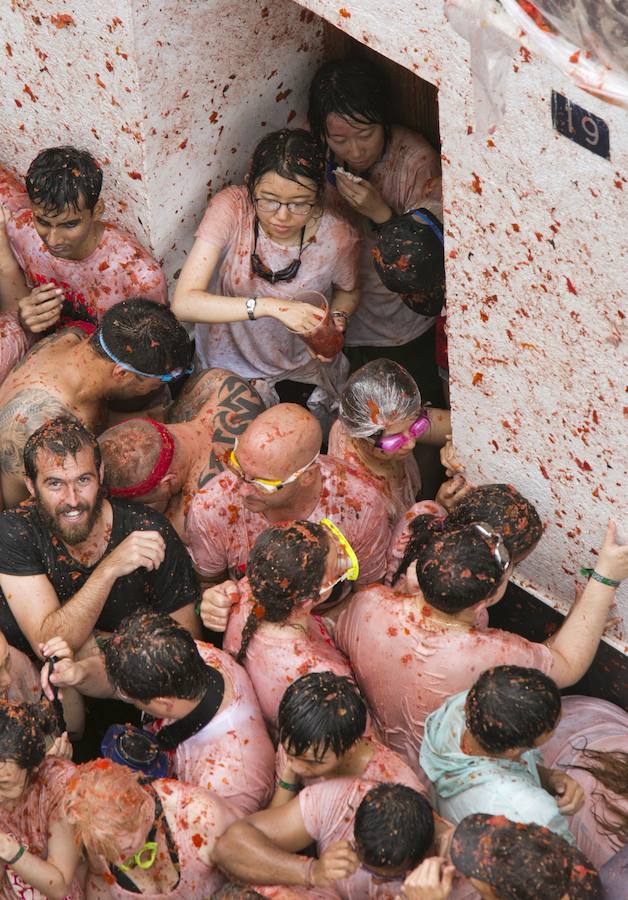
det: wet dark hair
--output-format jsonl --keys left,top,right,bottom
{"left": 247, "top": 129, "right": 325, "bottom": 204}
{"left": 90, "top": 298, "right": 193, "bottom": 376}
{"left": 354, "top": 783, "right": 434, "bottom": 870}
{"left": 104, "top": 610, "right": 213, "bottom": 702}
{"left": 308, "top": 58, "right": 393, "bottom": 148}
{"left": 0, "top": 701, "right": 57, "bottom": 770}
{"left": 447, "top": 484, "right": 543, "bottom": 562}
{"left": 465, "top": 666, "right": 561, "bottom": 754}
{"left": 451, "top": 814, "right": 574, "bottom": 900}
{"left": 278, "top": 672, "right": 367, "bottom": 759}
{"left": 393, "top": 518, "right": 505, "bottom": 613}
{"left": 571, "top": 748, "right": 628, "bottom": 848}
{"left": 24, "top": 415, "right": 102, "bottom": 482}
{"left": 26, "top": 146, "right": 103, "bottom": 215}
{"left": 236, "top": 522, "right": 329, "bottom": 664}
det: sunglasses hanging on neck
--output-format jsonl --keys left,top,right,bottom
{"left": 250, "top": 217, "right": 305, "bottom": 284}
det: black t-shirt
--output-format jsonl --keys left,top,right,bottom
{"left": 0, "top": 498, "right": 200, "bottom": 656}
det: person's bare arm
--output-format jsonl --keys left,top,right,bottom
{"left": 0, "top": 816, "right": 80, "bottom": 900}
{"left": 2, "top": 530, "right": 166, "bottom": 653}
{"left": 417, "top": 408, "right": 451, "bottom": 447}
{"left": 171, "top": 238, "right": 324, "bottom": 332}
{"left": 330, "top": 286, "right": 360, "bottom": 328}
{"left": 41, "top": 636, "right": 115, "bottom": 700}
{"left": 212, "top": 798, "right": 358, "bottom": 888}
{"left": 545, "top": 521, "right": 628, "bottom": 686}
{"left": 0, "top": 206, "right": 29, "bottom": 312}
{"left": 170, "top": 602, "right": 202, "bottom": 638}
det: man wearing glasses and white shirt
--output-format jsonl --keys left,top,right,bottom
{"left": 185, "top": 403, "right": 390, "bottom": 628}
{"left": 0, "top": 298, "right": 193, "bottom": 508}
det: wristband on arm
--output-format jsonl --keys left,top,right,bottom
{"left": 580, "top": 567, "right": 621, "bottom": 588}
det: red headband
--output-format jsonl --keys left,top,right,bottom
{"left": 108, "top": 418, "right": 175, "bottom": 499}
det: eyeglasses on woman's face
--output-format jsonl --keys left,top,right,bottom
{"left": 253, "top": 197, "right": 316, "bottom": 216}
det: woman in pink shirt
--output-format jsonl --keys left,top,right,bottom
{"left": 0, "top": 702, "right": 83, "bottom": 899}
{"left": 272, "top": 672, "right": 427, "bottom": 806}
{"left": 328, "top": 359, "right": 450, "bottom": 524}
{"left": 63, "top": 758, "right": 237, "bottom": 899}
{"left": 173, "top": 129, "right": 359, "bottom": 402}
{"left": 224, "top": 521, "right": 357, "bottom": 732}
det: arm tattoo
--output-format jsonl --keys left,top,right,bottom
{"left": 0, "top": 388, "right": 74, "bottom": 476}
{"left": 197, "top": 375, "right": 265, "bottom": 489}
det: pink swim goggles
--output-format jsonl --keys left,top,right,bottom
{"left": 374, "top": 412, "right": 430, "bottom": 453}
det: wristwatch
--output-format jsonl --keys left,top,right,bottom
{"left": 245, "top": 296, "right": 257, "bottom": 321}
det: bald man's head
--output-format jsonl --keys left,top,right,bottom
{"left": 98, "top": 418, "right": 180, "bottom": 509}
{"left": 237, "top": 404, "right": 322, "bottom": 482}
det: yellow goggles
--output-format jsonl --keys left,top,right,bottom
{"left": 320, "top": 517, "right": 360, "bottom": 590}
{"left": 228, "top": 440, "right": 319, "bottom": 493}
{"left": 119, "top": 840, "right": 158, "bottom": 872}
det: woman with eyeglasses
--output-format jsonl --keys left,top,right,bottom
{"left": 308, "top": 59, "right": 443, "bottom": 407}
{"left": 172, "top": 128, "right": 359, "bottom": 402}
{"left": 0, "top": 701, "right": 83, "bottom": 899}
{"left": 62, "top": 757, "right": 237, "bottom": 898}
{"left": 329, "top": 359, "right": 450, "bottom": 523}
{"left": 219, "top": 521, "right": 358, "bottom": 734}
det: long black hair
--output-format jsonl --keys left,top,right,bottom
{"left": 308, "top": 58, "right": 393, "bottom": 148}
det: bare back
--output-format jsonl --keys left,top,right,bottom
{"left": 166, "top": 369, "right": 264, "bottom": 532}
{"left": 0, "top": 328, "right": 103, "bottom": 506}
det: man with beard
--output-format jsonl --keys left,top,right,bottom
{"left": 0, "top": 417, "right": 200, "bottom": 660}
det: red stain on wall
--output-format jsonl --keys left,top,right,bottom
{"left": 470, "top": 172, "right": 482, "bottom": 195}
{"left": 127, "top": 171, "right": 142, "bottom": 180}
{"left": 23, "top": 84, "right": 38, "bottom": 102}
{"left": 50, "top": 14, "right": 76, "bottom": 28}
{"left": 564, "top": 276, "right": 577, "bottom": 295}
{"left": 339, "top": 7, "right": 351, "bottom": 17}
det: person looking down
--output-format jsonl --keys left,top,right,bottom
{"left": 172, "top": 128, "right": 359, "bottom": 405}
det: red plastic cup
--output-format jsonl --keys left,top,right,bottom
{"left": 293, "top": 291, "right": 344, "bottom": 358}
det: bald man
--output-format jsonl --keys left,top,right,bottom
{"left": 185, "top": 403, "right": 391, "bottom": 587}
{"left": 98, "top": 368, "right": 265, "bottom": 535}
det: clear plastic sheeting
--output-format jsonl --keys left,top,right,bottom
{"left": 446, "top": 0, "right": 520, "bottom": 135}
{"left": 501, "top": 0, "right": 628, "bottom": 107}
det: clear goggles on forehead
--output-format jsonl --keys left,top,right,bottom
{"left": 473, "top": 522, "right": 511, "bottom": 570}
{"left": 228, "top": 439, "right": 320, "bottom": 493}
{"left": 319, "top": 517, "right": 360, "bottom": 593}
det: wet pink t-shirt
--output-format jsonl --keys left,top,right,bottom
{"left": 328, "top": 420, "right": 420, "bottom": 525}
{"left": 185, "top": 456, "right": 391, "bottom": 585}
{"left": 541, "top": 695, "right": 628, "bottom": 868}
{"left": 335, "top": 584, "right": 555, "bottom": 767}
{"left": 0, "top": 756, "right": 84, "bottom": 899}
{"left": 0, "top": 313, "right": 29, "bottom": 385}
{"left": 87, "top": 779, "right": 236, "bottom": 899}
{"left": 224, "top": 587, "right": 354, "bottom": 732}
{"left": 330, "top": 127, "right": 442, "bottom": 349}
{"left": 193, "top": 185, "right": 359, "bottom": 380}
{"left": 276, "top": 736, "right": 426, "bottom": 794}
{"left": 151, "top": 641, "right": 275, "bottom": 816}
{"left": 0, "top": 165, "right": 167, "bottom": 323}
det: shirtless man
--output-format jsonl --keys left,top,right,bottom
{"left": 0, "top": 147, "right": 167, "bottom": 337}
{"left": 98, "top": 368, "right": 265, "bottom": 535}
{"left": 0, "top": 297, "right": 192, "bottom": 507}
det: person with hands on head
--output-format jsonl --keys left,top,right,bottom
{"left": 400, "top": 858, "right": 456, "bottom": 900}
{"left": 0, "top": 416, "right": 201, "bottom": 662}
{"left": 0, "top": 701, "right": 84, "bottom": 899}
{"left": 0, "top": 147, "right": 167, "bottom": 338}
{"left": 186, "top": 402, "right": 390, "bottom": 597}
{"left": 420, "top": 667, "right": 584, "bottom": 845}
{"left": 172, "top": 128, "right": 360, "bottom": 405}
{"left": 212, "top": 780, "right": 447, "bottom": 898}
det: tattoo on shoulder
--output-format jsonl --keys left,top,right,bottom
{"left": 0, "top": 388, "right": 74, "bottom": 475}
{"left": 12, "top": 328, "right": 82, "bottom": 372}
{"left": 197, "top": 375, "right": 265, "bottom": 489}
